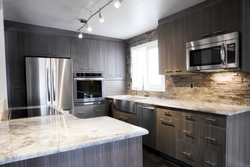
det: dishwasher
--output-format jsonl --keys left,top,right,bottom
{"left": 136, "top": 103, "right": 156, "bottom": 149}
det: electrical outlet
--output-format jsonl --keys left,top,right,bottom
{"left": 191, "top": 83, "right": 194, "bottom": 88}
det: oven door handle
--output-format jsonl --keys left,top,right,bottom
{"left": 220, "top": 43, "right": 226, "bottom": 65}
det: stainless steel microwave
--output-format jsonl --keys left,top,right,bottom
{"left": 186, "top": 32, "right": 239, "bottom": 72}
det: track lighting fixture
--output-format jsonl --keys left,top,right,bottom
{"left": 114, "top": 0, "right": 123, "bottom": 8}
{"left": 99, "top": 10, "right": 104, "bottom": 23}
{"left": 77, "top": 0, "right": 124, "bottom": 37}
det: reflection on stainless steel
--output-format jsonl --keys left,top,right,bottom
{"left": 26, "top": 57, "right": 73, "bottom": 110}
{"left": 1, "top": 106, "right": 62, "bottom": 121}
{"left": 186, "top": 32, "right": 239, "bottom": 71}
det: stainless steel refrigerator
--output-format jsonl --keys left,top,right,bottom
{"left": 25, "top": 57, "right": 73, "bottom": 110}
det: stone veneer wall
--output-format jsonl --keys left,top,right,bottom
{"left": 126, "top": 29, "right": 250, "bottom": 106}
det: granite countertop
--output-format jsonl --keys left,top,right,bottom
{"left": 106, "top": 95, "right": 250, "bottom": 116}
{"left": 0, "top": 112, "right": 148, "bottom": 165}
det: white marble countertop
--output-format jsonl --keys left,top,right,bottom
{"left": 106, "top": 95, "right": 250, "bottom": 116}
{"left": 0, "top": 112, "right": 148, "bottom": 165}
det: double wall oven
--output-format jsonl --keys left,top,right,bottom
{"left": 73, "top": 72, "right": 105, "bottom": 105}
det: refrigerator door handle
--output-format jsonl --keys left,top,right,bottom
{"left": 47, "top": 68, "right": 50, "bottom": 102}
{"left": 52, "top": 69, "right": 55, "bottom": 102}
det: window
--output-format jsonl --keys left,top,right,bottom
{"left": 131, "top": 40, "right": 165, "bottom": 92}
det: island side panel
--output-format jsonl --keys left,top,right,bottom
{"left": 227, "top": 112, "right": 250, "bottom": 167}
{"left": 1, "top": 137, "right": 143, "bottom": 167}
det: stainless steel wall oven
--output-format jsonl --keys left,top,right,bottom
{"left": 73, "top": 73, "right": 105, "bottom": 104}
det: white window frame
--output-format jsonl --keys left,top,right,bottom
{"left": 131, "top": 40, "right": 165, "bottom": 92}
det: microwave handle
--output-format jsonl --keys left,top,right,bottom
{"left": 220, "top": 43, "right": 226, "bottom": 65}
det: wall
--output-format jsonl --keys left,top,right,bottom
{"left": 126, "top": 29, "right": 250, "bottom": 107}
{"left": 0, "top": 0, "right": 8, "bottom": 108}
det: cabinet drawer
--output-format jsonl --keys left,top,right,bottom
{"left": 178, "top": 120, "right": 199, "bottom": 146}
{"left": 177, "top": 110, "right": 197, "bottom": 122}
{"left": 197, "top": 112, "right": 227, "bottom": 128}
{"left": 177, "top": 140, "right": 226, "bottom": 167}
{"left": 157, "top": 108, "right": 179, "bottom": 118}
{"left": 199, "top": 124, "right": 227, "bottom": 155}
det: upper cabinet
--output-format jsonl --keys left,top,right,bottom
{"left": 158, "top": 0, "right": 244, "bottom": 75}
{"left": 105, "top": 41, "right": 126, "bottom": 79}
{"left": 22, "top": 33, "right": 70, "bottom": 58}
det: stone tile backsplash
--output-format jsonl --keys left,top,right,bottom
{"left": 126, "top": 29, "right": 250, "bottom": 106}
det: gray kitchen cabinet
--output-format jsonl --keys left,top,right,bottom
{"left": 113, "top": 108, "right": 136, "bottom": 125}
{"left": 189, "top": 6, "right": 213, "bottom": 41}
{"left": 157, "top": 114, "right": 177, "bottom": 158}
{"left": 74, "top": 104, "right": 105, "bottom": 119}
{"left": 5, "top": 31, "right": 26, "bottom": 107}
{"left": 88, "top": 40, "right": 105, "bottom": 71}
{"left": 172, "top": 15, "right": 189, "bottom": 74}
{"left": 158, "top": 21, "right": 173, "bottom": 75}
{"left": 105, "top": 41, "right": 116, "bottom": 78}
{"left": 22, "top": 33, "right": 70, "bottom": 58}
{"left": 115, "top": 42, "right": 126, "bottom": 78}
{"left": 70, "top": 38, "right": 89, "bottom": 72}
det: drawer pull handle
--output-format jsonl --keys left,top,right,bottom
{"left": 166, "top": 70, "right": 173, "bottom": 73}
{"left": 175, "top": 69, "right": 182, "bottom": 72}
{"left": 182, "top": 130, "right": 191, "bottom": 134}
{"left": 205, "top": 136, "right": 216, "bottom": 141}
{"left": 205, "top": 160, "right": 215, "bottom": 166}
{"left": 165, "top": 112, "right": 171, "bottom": 116}
{"left": 200, "top": 33, "right": 210, "bottom": 38}
{"left": 160, "top": 119, "right": 172, "bottom": 125}
{"left": 205, "top": 118, "right": 216, "bottom": 122}
{"left": 182, "top": 151, "right": 190, "bottom": 156}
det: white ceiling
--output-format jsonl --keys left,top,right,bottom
{"left": 3, "top": 0, "right": 205, "bottom": 40}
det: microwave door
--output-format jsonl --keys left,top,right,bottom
{"left": 226, "top": 39, "right": 239, "bottom": 68}
{"left": 187, "top": 41, "right": 226, "bottom": 71}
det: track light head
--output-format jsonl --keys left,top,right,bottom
{"left": 99, "top": 10, "right": 104, "bottom": 23}
{"left": 114, "top": 0, "right": 123, "bottom": 8}
{"left": 86, "top": 25, "right": 92, "bottom": 32}
{"left": 78, "top": 32, "right": 83, "bottom": 38}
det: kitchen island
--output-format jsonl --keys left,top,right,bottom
{"left": 0, "top": 111, "right": 148, "bottom": 167}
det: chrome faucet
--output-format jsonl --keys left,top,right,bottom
{"left": 131, "top": 63, "right": 144, "bottom": 97}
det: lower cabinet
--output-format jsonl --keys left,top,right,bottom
{"left": 177, "top": 140, "right": 226, "bottom": 167}
{"left": 113, "top": 108, "right": 136, "bottom": 125}
{"left": 74, "top": 104, "right": 105, "bottom": 119}
{"left": 157, "top": 115, "right": 177, "bottom": 158}
{"left": 157, "top": 107, "right": 228, "bottom": 167}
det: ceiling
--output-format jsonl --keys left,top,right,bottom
{"left": 3, "top": 0, "right": 205, "bottom": 40}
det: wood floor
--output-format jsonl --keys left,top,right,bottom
{"left": 143, "top": 146, "right": 190, "bottom": 167}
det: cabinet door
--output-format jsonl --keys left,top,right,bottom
{"left": 224, "top": 0, "right": 241, "bottom": 33}
{"left": 105, "top": 41, "right": 116, "bottom": 78}
{"left": 74, "top": 105, "right": 91, "bottom": 119}
{"left": 92, "top": 104, "right": 106, "bottom": 117}
{"left": 212, "top": 0, "right": 226, "bottom": 35}
{"left": 123, "top": 112, "right": 136, "bottom": 125}
{"left": 189, "top": 6, "right": 213, "bottom": 41}
{"left": 5, "top": 31, "right": 26, "bottom": 107}
{"left": 89, "top": 40, "right": 105, "bottom": 71}
{"left": 157, "top": 116, "right": 177, "bottom": 158}
{"left": 55, "top": 36, "right": 71, "bottom": 58}
{"left": 172, "top": 15, "right": 189, "bottom": 74}
{"left": 158, "top": 22, "right": 173, "bottom": 75}
{"left": 22, "top": 33, "right": 49, "bottom": 57}
{"left": 70, "top": 38, "right": 89, "bottom": 72}
{"left": 115, "top": 42, "right": 126, "bottom": 78}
